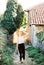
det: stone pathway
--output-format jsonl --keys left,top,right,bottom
{"left": 13, "top": 50, "right": 36, "bottom": 65}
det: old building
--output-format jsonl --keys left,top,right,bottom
{"left": 25, "top": 3, "right": 44, "bottom": 47}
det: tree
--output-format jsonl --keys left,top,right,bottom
{"left": 1, "top": 0, "right": 18, "bottom": 34}
{"left": 15, "top": 4, "right": 26, "bottom": 28}
{"left": 1, "top": 0, "right": 26, "bottom": 35}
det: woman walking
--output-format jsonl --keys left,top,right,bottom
{"left": 16, "top": 30, "right": 25, "bottom": 63}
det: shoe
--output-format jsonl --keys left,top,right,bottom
{"left": 20, "top": 61, "right": 23, "bottom": 64}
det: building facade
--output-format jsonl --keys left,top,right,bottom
{"left": 25, "top": 3, "right": 44, "bottom": 47}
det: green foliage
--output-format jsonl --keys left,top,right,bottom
{"left": 2, "top": 52, "right": 13, "bottom": 65}
{"left": 0, "top": 30, "right": 16, "bottom": 65}
{"left": 6, "top": 0, "right": 17, "bottom": 12}
{"left": 34, "top": 55, "right": 44, "bottom": 64}
{"left": 26, "top": 46, "right": 44, "bottom": 65}
{"left": 1, "top": 0, "right": 17, "bottom": 35}
{"left": 26, "top": 46, "right": 34, "bottom": 51}
{"left": 15, "top": 4, "right": 26, "bottom": 28}
{"left": 1, "top": 0, "right": 26, "bottom": 35}
{"left": 6, "top": 42, "right": 16, "bottom": 53}
{"left": 0, "top": 26, "right": 15, "bottom": 65}
{"left": 29, "top": 49, "right": 39, "bottom": 57}
{"left": 27, "top": 47, "right": 39, "bottom": 57}
{"left": 36, "top": 62, "right": 44, "bottom": 65}
{"left": 1, "top": 19, "right": 16, "bottom": 34}
{"left": 2, "top": 42, "right": 15, "bottom": 65}
{"left": 36, "top": 30, "right": 44, "bottom": 42}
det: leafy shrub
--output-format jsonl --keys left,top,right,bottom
{"left": 26, "top": 47, "right": 39, "bottom": 57}
{"left": 2, "top": 42, "right": 15, "bottom": 65}
{"left": 26, "top": 46, "right": 34, "bottom": 51}
{"left": 34, "top": 53, "right": 42, "bottom": 59}
{"left": 37, "top": 62, "right": 44, "bottom": 65}
{"left": 36, "top": 30, "right": 44, "bottom": 42}
{"left": 26, "top": 46, "right": 44, "bottom": 65}
{"left": 28, "top": 49, "right": 39, "bottom": 57}
{"left": 2, "top": 52, "right": 13, "bottom": 65}
{"left": 34, "top": 55, "right": 44, "bottom": 64}
{"left": 6, "top": 42, "right": 16, "bottom": 53}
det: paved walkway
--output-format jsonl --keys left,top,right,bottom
{"left": 13, "top": 50, "right": 36, "bottom": 65}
